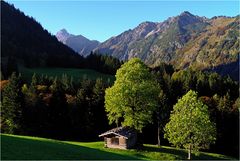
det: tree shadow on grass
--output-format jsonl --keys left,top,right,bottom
{"left": 1, "top": 134, "right": 141, "bottom": 160}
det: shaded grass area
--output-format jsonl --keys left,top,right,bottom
{"left": 1, "top": 134, "right": 236, "bottom": 160}
{"left": 1, "top": 134, "right": 137, "bottom": 160}
{"left": 18, "top": 66, "right": 115, "bottom": 83}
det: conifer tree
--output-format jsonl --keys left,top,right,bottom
{"left": 2, "top": 73, "right": 23, "bottom": 134}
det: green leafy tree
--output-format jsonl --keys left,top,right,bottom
{"left": 164, "top": 90, "right": 216, "bottom": 160}
{"left": 1, "top": 73, "right": 23, "bottom": 134}
{"left": 105, "top": 58, "right": 160, "bottom": 132}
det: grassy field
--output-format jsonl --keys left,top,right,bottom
{"left": 1, "top": 134, "right": 236, "bottom": 160}
{"left": 18, "top": 66, "right": 115, "bottom": 83}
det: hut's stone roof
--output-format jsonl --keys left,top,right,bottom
{"left": 99, "top": 127, "right": 136, "bottom": 139}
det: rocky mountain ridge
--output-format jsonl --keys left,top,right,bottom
{"left": 94, "top": 12, "right": 239, "bottom": 74}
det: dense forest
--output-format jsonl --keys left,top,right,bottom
{"left": 1, "top": 64, "right": 239, "bottom": 157}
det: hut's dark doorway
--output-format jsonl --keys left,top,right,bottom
{"left": 111, "top": 138, "right": 119, "bottom": 145}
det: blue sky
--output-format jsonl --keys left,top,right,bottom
{"left": 7, "top": 1, "right": 239, "bottom": 42}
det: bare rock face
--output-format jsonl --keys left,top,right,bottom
{"left": 94, "top": 11, "right": 207, "bottom": 63}
{"left": 93, "top": 11, "right": 239, "bottom": 76}
{"left": 56, "top": 29, "right": 99, "bottom": 56}
{"left": 56, "top": 29, "right": 73, "bottom": 44}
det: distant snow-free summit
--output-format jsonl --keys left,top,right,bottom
{"left": 56, "top": 11, "right": 239, "bottom": 80}
{"left": 56, "top": 29, "right": 100, "bottom": 56}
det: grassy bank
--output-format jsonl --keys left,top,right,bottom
{"left": 1, "top": 134, "right": 235, "bottom": 160}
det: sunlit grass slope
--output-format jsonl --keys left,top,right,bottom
{"left": 1, "top": 134, "right": 235, "bottom": 160}
{"left": 19, "top": 66, "right": 115, "bottom": 82}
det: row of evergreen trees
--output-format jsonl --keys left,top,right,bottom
{"left": 85, "top": 53, "right": 123, "bottom": 75}
{"left": 1, "top": 73, "right": 111, "bottom": 140}
{"left": 1, "top": 53, "right": 122, "bottom": 80}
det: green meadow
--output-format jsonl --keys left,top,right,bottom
{"left": 18, "top": 66, "right": 115, "bottom": 82}
{"left": 1, "top": 134, "right": 235, "bottom": 160}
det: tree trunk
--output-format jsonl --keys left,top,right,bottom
{"left": 188, "top": 144, "right": 192, "bottom": 160}
{"left": 157, "top": 120, "right": 160, "bottom": 147}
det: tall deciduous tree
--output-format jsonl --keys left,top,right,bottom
{"left": 164, "top": 90, "right": 216, "bottom": 160}
{"left": 105, "top": 58, "right": 160, "bottom": 132}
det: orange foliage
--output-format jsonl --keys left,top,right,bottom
{"left": 42, "top": 93, "right": 52, "bottom": 105}
{"left": 66, "top": 94, "right": 76, "bottom": 104}
{"left": 36, "top": 85, "right": 48, "bottom": 92}
{"left": 0, "top": 80, "right": 9, "bottom": 91}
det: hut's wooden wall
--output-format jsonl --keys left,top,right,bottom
{"left": 106, "top": 136, "right": 127, "bottom": 149}
{"left": 104, "top": 134, "right": 137, "bottom": 149}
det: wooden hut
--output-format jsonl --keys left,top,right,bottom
{"left": 99, "top": 127, "right": 137, "bottom": 149}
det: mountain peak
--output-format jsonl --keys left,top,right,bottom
{"left": 176, "top": 11, "right": 206, "bottom": 26}
{"left": 57, "top": 28, "right": 71, "bottom": 36}
{"left": 59, "top": 28, "right": 68, "bottom": 34}
{"left": 56, "top": 28, "right": 73, "bottom": 44}
{"left": 180, "top": 11, "right": 193, "bottom": 16}
{"left": 55, "top": 29, "right": 100, "bottom": 56}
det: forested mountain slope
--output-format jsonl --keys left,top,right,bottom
{"left": 94, "top": 12, "right": 239, "bottom": 79}
{"left": 1, "top": 1, "right": 84, "bottom": 71}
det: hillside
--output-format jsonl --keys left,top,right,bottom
{"left": 1, "top": 1, "right": 122, "bottom": 78}
{"left": 18, "top": 66, "right": 114, "bottom": 83}
{"left": 94, "top": 12, "right": 239, "bottom": 79}
{"left": 1, "top": 134, "right": 235, "bottom": 160}
{"left": 56, "top": 29, "right": 100, "bottom": 56}
{"left": 1, "top": 1, "right": 84, "bottom": 71}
